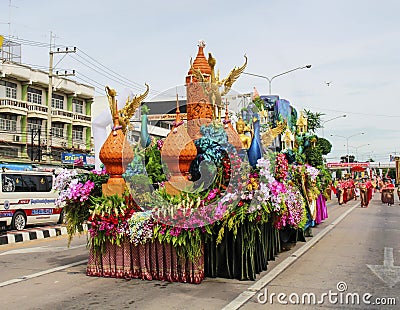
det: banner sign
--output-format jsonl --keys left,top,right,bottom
{"left": 61, "top": 153, "right": 95, "bottom": 166}
{"left": 147, "top": 113, "right": 187, "bottom": 121}
{"left": 326, "top": 162, "right": 370, "bottom": 168}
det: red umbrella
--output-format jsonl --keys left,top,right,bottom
{"left": 351, "top": 165, "right": 365, "bottom": 172}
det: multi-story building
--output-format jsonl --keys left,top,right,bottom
{"left": 0, "top": 59, "right": 94, "bottom": 168}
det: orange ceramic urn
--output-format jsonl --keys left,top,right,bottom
{"left": 99, "top": 113, "right": 134, "bottom": 196}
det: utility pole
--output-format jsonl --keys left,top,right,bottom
{"left": 30, "top": 127, "right": 41, "bottom": 161}
{"left": 46, "top": 32, "right": 76, "bottom": 163}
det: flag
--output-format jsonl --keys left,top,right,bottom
{"left": 0, "top": 35, "right": 4, "bottom": 49}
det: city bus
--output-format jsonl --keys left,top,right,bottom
{"left": 0, "top": 170, "right": 62, "bottom": 230}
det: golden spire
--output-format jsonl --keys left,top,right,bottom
{"left": 175, "top": 93, "right": 181, "bottom": 124}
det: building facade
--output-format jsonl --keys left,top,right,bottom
{"left": 0, "top": 61, "right": 94, "bottom": 167}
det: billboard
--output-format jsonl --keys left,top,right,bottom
{"left": 61, "top": 153, "right": 95, "bottom": 166}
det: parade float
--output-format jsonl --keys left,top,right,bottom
{"left": 54, "top": 42, "right": 332, "bottom": 284}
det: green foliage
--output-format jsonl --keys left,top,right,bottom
{"left": 304, "top": 147, "right": 323, "bottom": 167}
{"left": 316, "top": 165, "right": 332, "bottom": 194}
{"left": 145, "top": 144, "right": 166, "bottom": 184}
{"left": 252, "top": 96, "right": 264, "bottom": 111}
{"left": 64, "top": 200, "right": 91, "bottom": 246}
{"left": 316, "top": 137, "right": 332, "bottom": 155}
{"left": 303, "top": 109, "right": 324, "bottom": 133}
{"left": 141, "top": 104, "right": 150, "bottom": 115}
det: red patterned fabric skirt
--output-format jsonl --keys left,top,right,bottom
{"left": 86, "top": 240, "right": 204, "bottom": 284}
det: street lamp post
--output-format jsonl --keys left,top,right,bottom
{"left": 331, "top": 132, "right": 365, "bottom": 173}
{"left": 321, "top": 114, "right": 347, "bottom": 137}
{"left": 350, "top": 143, "right": 370, "bottom": 161}
{"left": 243, "top": 64, "right": 312, "bottom": 94}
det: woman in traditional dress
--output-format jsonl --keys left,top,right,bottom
{"left": 354, "top": 179, "right": 360, "bottom": 201}
{"left": 381, "top": 178, "right": 387, "bottom": 204}
{"left": 384, "top": 180, "right": 395, "bottom": 206}
{"left": 366, "top": 178, "right": 374, "bottom": 203}
{"left": 342, "top": 180, "right": 348, "bottom": 204}
{"left": 359, "top": 179, "right": 368, "bottom": 207}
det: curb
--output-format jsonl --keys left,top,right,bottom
{"left": 0, "top": 224, "right": 90, "bottom": 246}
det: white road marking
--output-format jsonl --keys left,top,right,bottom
{"left": 367, "top": 247, "right": 400, "bottom": 288}
{"left": 0, "top": 259, "right": 88, "bottom": 288}
{"left": 0, "top": 244, "right": 86, "bottom": 256}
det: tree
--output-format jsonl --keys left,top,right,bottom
{"left": 304, "top": 147, "right": 323, "bottom": 167}
{"left": 316, "top": 137, "right": 332, "bottom": 155}
{"left": 303, "top": 109, "right": 324, "bottom": 133}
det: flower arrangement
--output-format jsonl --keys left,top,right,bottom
{"left": 274, "top": 184, "right": 307, "bottom": 230}
{"left": 274, "top": 153, "right": 289, "bottom": 181}
{"left": 53, "top": 168, "right": 109, "bottom": 244}
{"left": 127, "top": 211, "right": 153, "bottom": 246}
{"left": 88, "top": 193, "right": 136, "bottom": 254}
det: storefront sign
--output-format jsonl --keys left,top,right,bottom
{"left": 61, "top": 153, "right": 95, "bottom": 166}
{"left": 327, "top": 162, "right": 370, "bottom": 168}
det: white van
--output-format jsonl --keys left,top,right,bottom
{"left": 0, "top": 170, "right": 62, "bottom": 230}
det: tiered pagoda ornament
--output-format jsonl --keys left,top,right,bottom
{"left": 296, "top": 111, "right": 308, "bottom": 134}
{"left": 282, "top": 128, "right": 295, "bottom": 150}
{"left": 189, "top": 41, "right": 247, "bottom": 124}
{"left": 186, "top": 40, "right": 213, "bottom": 140}
{"left": 161, "top": 94, "right": 197, "bottom": 195}
{"left": 99, "top": 85, "right": 149, "bottom": 196}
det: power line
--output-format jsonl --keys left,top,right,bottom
{"left": 76, "top": 48, "right": 161, "bottom": 94}
{"left": 69, "top": 54, "right": 145, "bottom": 92}
{"left": 74, "top": 73, "right": 107, "bottom": 96}
{"left": 4, "top": 36, "right": 160, "bottom": 94}
{"left": 305, "top": 105, "right": 400, "bottom": 118}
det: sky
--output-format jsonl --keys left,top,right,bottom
{"left": 1, "top": 0, "right": 399, "bottom": 163}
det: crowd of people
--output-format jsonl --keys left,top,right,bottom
{"left": 331, "top": 174, "right": 400, "bottom": 207}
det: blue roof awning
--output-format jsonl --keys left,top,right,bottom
{"left": 0, "top": 163, "right": 33, "bottom": 171}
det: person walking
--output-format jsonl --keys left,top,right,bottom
{"left": 382, "top": 179, "right": 395, "bottom": 206}
{"left": 359, "top": 178, "right": 368, "bottom": 208}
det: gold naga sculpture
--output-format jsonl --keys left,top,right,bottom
{"left": 105, "top": 84, "right": 150, "bottom": 134}
{"left": 261, "top": 121, "right": 286, "bottom": 147}
{"left": 190, "top": 53, "right": 247, "bottom": 121}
